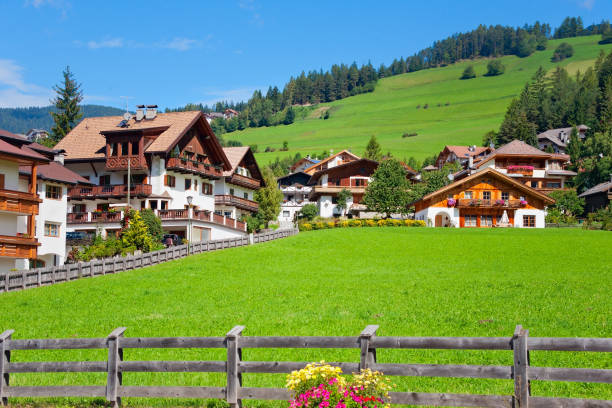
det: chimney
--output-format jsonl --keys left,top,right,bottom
{"left": 136, "top": 105, "right": 145, "bottom": 121}
{"left": 54, "top": 151, "right": 65, "bottom": 165}
{"left": 145, "top": 105, "right": 158, "bottom": 120}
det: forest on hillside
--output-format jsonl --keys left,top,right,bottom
{"left": 170, "top": 17, "right": 611, "bottom": 137}
{"left": 0, "top": 105, "right": 124, "bottom": 134}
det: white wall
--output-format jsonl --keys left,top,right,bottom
{"left": 36, "top": 181, "right": 68, "bottom": 265}
{"left": 318, "top": 195, "right": 334, "bottom": 218}
{"left": 0, "top": 160, "right": 20, "bottom": 190}
{"left": 514, "top": 209, "right": 546, "bottom": 228}
{"left": 415, "top": 207, "right": 460, "bottom": 227}
{"left": 0, "top": 213, "right": 18, "bottom": 235}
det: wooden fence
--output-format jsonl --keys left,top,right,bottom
{"left": 0, "top": 229, "right": 298, "bottom": 294}
{"left": 0, "top": 325, "right": 610, "bottom": 407}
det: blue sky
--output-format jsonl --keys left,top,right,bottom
{"left": 0, "top": 0, "right": 610, "bottom": 110}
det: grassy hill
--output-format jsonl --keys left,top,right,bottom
{"left": 0, "top": 228, "right": 609, "bottom": 405}
{"left": 228, "top": 36, "right": 612, "bottom": 165}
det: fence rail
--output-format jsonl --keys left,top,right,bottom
{"left": 0, "top": 229, "right": 298, "bottom": 294}
{"left": 0, "top": 325, "right": 610, "bottom": 407}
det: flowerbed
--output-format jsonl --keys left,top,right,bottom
{"left": 299, "top": 219, "right": 426, "bottom": 231}
{"left": 287, "top": 362, "right": 392, "bottom": 408}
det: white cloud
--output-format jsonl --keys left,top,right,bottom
{"left": 239, "top": 0, "right": 263, "bottom": 27}
{"left": 198, "top": 87, "right": 260, "bottom": 106}
{"left": 579, "top": 0, "right": 595, "bottom": 9}
{"left": 25, "top": 0, "right": 71, "bottom": 18}
{"left": 0, "top": 60, "right": 52, "bottom": 108}
{"left": 158, "top": 37, "right": 199, "bottom": 51}
{"left": 86, "top": 38, "right": 124, "bottom": 49}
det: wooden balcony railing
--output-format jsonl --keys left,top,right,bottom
{"left": 157, "top": 209, "right": 188, "bottom": 220}
{"left": 214, "top": 195, "right": 259, "bottom": 212}
{"left": 166, "top": 157, "right": 223, "bottom": 179}
{"left": 0, "top": 235, "right": 39, "bottom": 259}
{"left": 0, "top": 189, "right": 41, "bottom": 215}
{"left": 506, "top": 166, "right": 534, "bottom": 176}
{"left": 68, "top": 184, "right": 152, "bottom": 199}
{"left": 228, "top": 173, "right": 261, "bottom": 190}
{"left": 456, "top": 199, "right": 524, "bottom": 208}
{"left": 67, "top": 212, "right": 123, "bottom": 224}
{"left": 105, "top": 156, "right": 148, "bottom": 171}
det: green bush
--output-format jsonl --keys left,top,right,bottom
{"left": 552, "top": 42, "right": 574, "bottom": 62}
{"left": 485, "top": 60, "right": 505, "bottom": 76}
{"left": 460, "top": 65, "right": 476, "bottom": 80}
{"left": 298, "top": 218, "right": 426, "bottom": 231}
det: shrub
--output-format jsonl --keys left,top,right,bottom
{"left": 423, "top": 103, "right": 429, "bottom": 109}
{"left": 485, "top": 59, "right": 505, "bottom": 76}
{"left": 299, "top": 223, "right": 312, "bottom": 231}
{"left": 461, "top": 65, "right": 476, "bottom": 80}
{"left": 326, "top": 222, "right": 335, "bottom": 229}
{"left": 338, "top": 220, "right": 350, "bottom": 228}
{"left": 402, "top": 132, "right": 418, "bottom": 138}
{"left": 349, "top": 219, "right": 363, "bottom": 227}
{"left": 299, "top": 203, "right": 318, "bottom": 221}
{"left": 365, "top": 219, "right": 376, "bottom": 227}
{"left": 314, "top": 222, "right": 326, "bottom": 230}
{"left": 552, "top": 42, "right": 574, "bottom": 62}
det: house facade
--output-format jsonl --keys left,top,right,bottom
{"left": 537, "top": 125, "right": 588, "bottom": 154}
{"left": 277, "top": 172, "right": 313, "bottom": 225}
{"left": 54, "top": 108, "right": 250, "bottom": 243}
{"left": 579, "top": 179, "right": 612, "bottom": 214}
{"left": 435, "top": 145, "right": 493, "bottom": 169}
{"left": 415, "top": 168, "right": 555, "bottom": 228}
{"left": 213, "top": 146, "right": 263, "bottom": 220}
{"left": 307, "top": 158, "right": 378, "bottom": 218}
{"left": 303, "top": 150, "right": 360, "bottom": 175}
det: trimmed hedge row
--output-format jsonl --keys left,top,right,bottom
{"left": 299, "top": 219, "right": 426, "bottom": 231}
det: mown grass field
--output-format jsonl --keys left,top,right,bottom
{"left": 229, "top": 35, "right": 612, "bottom": 165}
{"left": 1, "top": 228, "right": 611, "bottom": 406}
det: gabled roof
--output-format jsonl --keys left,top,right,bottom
{"left": 290, "top": 157, "right": 319, "bottom": 172}
{"left": 476, "top": 140, "right": 550, "bottom": 168}
{"left": 307, "top": 158, "right": 378, "bottom": 185}
{"left": 19, "top": 162, "right": 92, "bottom": 185}
{"left": 537, "top": 125, "right": 589, "bottom": 143}
{"left": 303, "top": 149, "right": 360, "bottom": 174}
{"left": 443, "top": 145, "right": 492, "bottom": 158}
{"left": 0, "top": 133, "right": 50, "bottom": 163}
{"left": 222, "top": 146, "right": 264, "bottom": 184}
{"left": 579, "top": 180, "right": 612, "bottom": 197}
{"left": 417, "top": 167, "right": 555, "bottom": 205}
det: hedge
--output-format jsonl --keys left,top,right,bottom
{"left": 299, "top": 219, "right": 426, "bottom": 231}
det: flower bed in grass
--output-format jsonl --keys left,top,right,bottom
{"left": 299, "top": 219, "right": 425, "bottom": 231}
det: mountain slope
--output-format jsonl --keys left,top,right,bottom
{"left": 0, "top": 105, "right": 125, "bottom": 134}
{"left": 228, "top": 35, "right": 612, "bottom": 165}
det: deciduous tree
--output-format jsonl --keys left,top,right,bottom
{"left": 363, "top": 159, "right": 410, "bottom": 218}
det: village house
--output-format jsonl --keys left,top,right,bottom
{"left": 435, "top": 145, "right": 494, "bottom": 169}
{"left": 579, "top": 178, "right": 612, "bottom": 214}
{"left": 54, "top": 107, "right": 253, "bottom": 242}
{"left": 290, "top": 156, "right": 320, "bottom": 173}
{"left": 303, "top": 149, "right": 360, "bottom": 175}
{"left": 414, "top": 167, "right": 555, "bottom": 228}
{"left": 277, "top": 171, "right": 313, "bottom": 225}
{"left": 213, "top": 146, "right": 264, "bottom": 220}
{"left": 308, "top": 158, "right": 379, "bottom": 218}
{"left": 454, "top": 140, "right": 576, "bottom": 194}
{"left": 537, "top": 125, "right": 588, "bottom": 154}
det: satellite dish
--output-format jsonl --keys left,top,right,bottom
{"left": 123, "top": 112, "right": 132, "bottom": 121}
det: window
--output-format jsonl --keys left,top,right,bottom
{"left": 185, "top": 178, "right": 192, "bottom": 190}
{"left": 464, "top": 191, "right": 473, "bottom": 199}
{"left": 45, "top": 185, "right": 61, "bottom": 200}
{"left": 193, "top": 180, "right": 198, "bottom": 191}
{"left": 224, "top": 211, "right": 232, "bottom": 217}
{"left": 150, "top": 200, "right": 158, "bottom": 210}
{"left": 483, "top": 191, "right": 491, "bottom": 200}
{"left": 132, "top": 141, "right": 139, "bottom": 155}
{"left": 464, "top": 215, "right": 477, "bottom": 227}
{"left": 244, "top": 192, "right": 249, "bottom": 199}
{"left": 164, "top": 175, "right": 176, "bottom": 187}
{"left": 73, "top": 204, "right": 86, "bottom": 213}
{"left": 161, "top": 200, "right": 168, "bottom": 210}
{"left": 530, "top": 181, "right": 538, "bottom": 188}
{"left": 481, "top": 215, "right": 493, "bottom": 227}
{"left": 99, "top": 175, "right": 111, "bottom": 185}
{"left": 202, "top": 183, "right": 213, "bottom": 195}
{"left": 44, "top": 222, "right": 60, "bottom": 237}
{"left": 121, "top": 142, "right": 129, "bottom": 156}
{"left": 229, "top": 188, "right": 235, "bottom": 196}
{"left": 546, "top": 182, "right": 561, "bottom": 189}
{"left": 501, "top": 192, "right": 509, "bottom": 201}
{"left": 283, "top": 211, "right": 290, "bottom": 217}
{"left": 354, "top": 178, "right": 366, "bottom": 187}
{"left": 111, "top": 143, "right": 118, "bottom": 156}
{"left": 523, "top": 215, "right": 536, "bottom": 228}
{"left": 96, "top": 203, "right": 109, "bottom": 211}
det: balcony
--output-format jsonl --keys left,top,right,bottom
{"left": 68, "top": 184, "right": 152, "bottom": 200}
{"left": 0, "top": 189, "right": 41, "bottom": 215}
{"left": 310, "top": 185, "right": 365, "bottom": 199}
{"left": 105, "top": 155, "right": 148, "bottom": 171}
{"left": 67, "top": 211, "right": 123, "bottom": 224}
{"left": 506, "top": 166, "right": 534, "bottom": 177}
{"left": 0, "top": 235, "right": 39, "bottom": 259}
{"left": 228, "top": 173, "right": 261, "bottom": 190}
{"left": 166, "top": 157, "right": 223, "bottom": 179}
{"left": 215, "top": 194, "right": 259, "bottom": 212}
{"left": 456, "top": 199, "right": 524, "bottom": 209}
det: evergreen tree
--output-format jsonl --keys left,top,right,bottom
{"left": 50, "top": 66, "right": 83, "bottom": 142}
{"left": 121, "top": 211, "right": 155, "bottom": 252}
{"left": 363, "top": 159, "right": 410, "bottom": 218}
{"left": 139, "top": 209, "right": 164, "bottom": 243}
{"left": 283, "top": 107, "right": 295, "bottom": 125}
{"left": 254, "top": 167, "right": 283, "bottom": 227}
{"left": 363, "top": 135, "right": 383, "bottom": 161}
{"left": 498, "top": 99, "right": 537, "bottom": 146}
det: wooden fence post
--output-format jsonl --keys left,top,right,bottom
{"left": 0, "top": 330, "right": 14, "bottom": 406}
{"left": 226, "top": 325, "right": 245, "bottom": 408}
{"left": 106, "top": 327, "right": 126, "bottom": 408}
{"left": 513, "top": 325, "right": 530, "bottom": 408}
{"left": 3, "top": 273, "right": 7, "bottom": 293}
{"left": 359, "top": 325, "right": 378, "bottom": 371}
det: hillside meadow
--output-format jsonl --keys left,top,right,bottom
{"left": 0, "top": 228, "right": 610, "bottom": 406}
{"left": 228, "top": 36, "right": 612, "bottom": 165}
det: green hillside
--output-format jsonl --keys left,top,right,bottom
{"left": 229, "top": 36, "right": 612, "bottom": 165}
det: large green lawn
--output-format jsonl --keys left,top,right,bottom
{"left": 1, "top": 228, "right": 611, "bottom": 406}
{"left": 229, "top": 35, "right": 612, "bottom": 165}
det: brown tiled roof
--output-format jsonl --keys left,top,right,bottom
{"left": 0, "top": 138, "right": 49, "bottom": 162}
{"left": 476, "top": 140, "right": 550, "bottom": 168}
{"left": 579, "top": 181, "right": 612, "bottom": 197}
{"left": 303, "top": 149, "right": 360, "bottom": 174}
{"left": 445, "top": 145, "right": 491, "bottom": 157}
{"left": 222, "top": 146, "right": 251, "bottom": 177}
{"left": 19, "top": 162, "right": 92, "bottom": 185}
{"left": 417, "top": 167, "right": 555, "bottom": 205}
{"left": 550, "top": 153, "right": 570, "bottom": 161}
{"left": 55, "top": 111, "right": 203, "bottom": 160}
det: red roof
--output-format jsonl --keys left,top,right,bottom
{"left": 0, "top": 138, "right": 49, "bottom": 162}
{"left": 20, "top": 162, "right": 92, "bottom": 185}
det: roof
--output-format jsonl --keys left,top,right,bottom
{"left": 0, "top": 138, "right": 49, "bottom": 162}
{"left": 476, "top": 140, "right": 551, "bottom": 168}
{"left": 538, "top": 125, "right": 589, "bottom": 143}
{"left": 579, "top": 181, "right": 612, "bottom": 197}
{"left": 290, "top": 157, "right": 319, "bottom": 172}
{"left": 55, "top": 111, "right": 205, "bottom": 160}
{"left": 19, "top": 161, "right": 92, "bottom": 185}
{"left": 417, "top": 167, "right": 555, "bottom": 205}
{"left": 307, "top": 158, "right": 378, "bottom": 185}
{"left": 222, "top": 146, "right": 251, "bottom": 176}
{"left": 445, "top": 145, "right": 491, "bottom": 158}
{"left": 303, "top": 149, "right": 360, "bottom": 174}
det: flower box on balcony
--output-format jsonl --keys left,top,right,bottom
{"left": 495, "top": 199, "right": 506, "bottom": 206}
{"left": 447, "top": 198, "right": 456, "bottom": 207}
{"left": 520, "top": 200, "right": 528, "bottom": 207}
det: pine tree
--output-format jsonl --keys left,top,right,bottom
{"left": 363, "top": 135, "right": 383, "bottom": 161}
{"left": 498, "top": 99, "right": 537, "bottom": 146}
{"left": 50, "top": 66, "right": 83, "bottom": 142}
{"left": 254, "top": 167, "right": 283, "bottom": 227}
